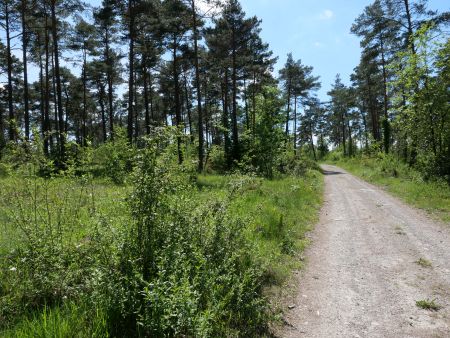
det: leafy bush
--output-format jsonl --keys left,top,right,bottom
{"left": 0, "top": 142, "right": 30, "bottom": 169}
{"left": 94, "top": 132, "right": 268, "bottom": 336}
{"left": 0, "top": 163, "right": 11, "bottom": 178}
{"left": 277, "top": 150, "right": 320, "bottom": 177}
{"left": 205, "top": 145, "right": 227, "bottom": 173}
{"left": 415, "top": 152, "right": 450, "bottom": 182}
{"left": 378, "top": 153, "right": 401, "bottom": 178}
{"left": 87, "top": 128, "right": 135, "bottom": 184}
{"left": 328, "top": 150, "right": 344, "bottom": 162}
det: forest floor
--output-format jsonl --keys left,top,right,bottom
{"left": 279, "top": 165, "right": 450, "bottom": 338}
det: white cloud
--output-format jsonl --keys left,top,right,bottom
{"left": 319, "top": 9, "right": 334, "bottom": 20}
{"left": 314, "top": 42, "right": 325, "bottom": 48}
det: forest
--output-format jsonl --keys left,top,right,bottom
{"left": 0, "top": 0, "right": 448, "bottom": 336}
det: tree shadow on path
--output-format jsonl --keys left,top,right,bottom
{"left": 321, "top": 169, "right": 344, "bottom": 176}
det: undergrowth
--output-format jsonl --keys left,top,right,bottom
{"left": 0, "top": 131, "right": 323, "bottom": 337}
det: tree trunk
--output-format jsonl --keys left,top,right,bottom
{"left": 293, "top": 96, "right": 298, "bottom": 152}
{"left": 51, "top": 0, "right": 65, "bottom": 162}
{"left": 21, "top": 1, "right": 30, "bottom": 140}
{"left": 127, "top": 0, "right": 135, "bottom": 143}
{"left": 341, "top": 111, "right": 346, "bottom": 156}
{"left": 347, "top": 121, "right": 353, "bottom": 157}
{"left": 51, "top": 50, "right": 59, "bottom": 151}
{"left": 231, "top": 29, "right": 239, "bottom": 163}
{"left": 362, "top": 110, "right": 368, "bottom": 150}
{"left": 380, "top": 35, "right": 390, "bottom": 153}
{"left": 63, "top": 84, "right": 69, "bottom": 135}
{"left": 82, "top": 50, "right": 88, "bottom": 146}
{"left": 366, "top": 74, "right": 380, "bottom": 142}
{"left": 183, "top": 73, "right": 194, "bottom": 142}
{"left": 143, "top": 61, "right": 151, "bottom": 135}
{"left": 204, "top": 80, "right": 212, "bottom": 146}
{"left": 243, "top": 77, "right": 249, "bottom": 130}
{"left": 133, "top": 71, "right": 139, "bottom": 141}
{"left": 44, "top": 10, "right": 51, "bottom": 155}
{"left": 99, "top": 83, "right": 107, "bottom": 142}
{"left": 38, "top": 31, "right": 46, "bottom": 153}
{"left": 5, "top": 2, "right": 15, "bottom": 142}
{"left": 252, "top": 72, "right": 257, "bottom": 138}
{"left": 310, "top": 122, "right": 317, "bottom": 161}
{"left": 191, "top": 0, "right": 204, "bottom": 172}
{"left": 149, "top": 72, "right": 155, "bottom": 124}
{"left": 105, "top": 28, "right": 114, "bottom": 140}
{"left": 403, "top": 0, "right": 416, "bottom": 54}
{"left": 223, "top": 68, "right": 231, "bottom": 168}
{"left": 285, "top": 80, "right": 291, "bottom": 137}
{"left": 173, "top": 35, "right": 183, "bottom": 164}
{"left": 401, "top": 0, "right": 419, "bottom": 165}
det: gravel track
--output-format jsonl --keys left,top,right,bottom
{"left": 281, "top": 165, "right": 450, "bottom": 338}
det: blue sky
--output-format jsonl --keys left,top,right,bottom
{"left": 238, "top": 0, "right": 449, "bottom": 101}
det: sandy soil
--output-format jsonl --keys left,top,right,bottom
{"left": 280, "top": 165, "right": 450, "bottom": 338}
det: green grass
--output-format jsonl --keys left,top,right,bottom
{"left": 416, "top": 299, "right": 441, "bottom": 311}
{"left": 198, "top": 171, "right": 323, "bottom": 283}
{"left": 325, "top": 155, "right": 450, "bottom": 223}
{"left": 0, "top": 176, "right": 130, "bottom": 255}
{"left": 1, "top": 303, "right": 109, "bottom": 338}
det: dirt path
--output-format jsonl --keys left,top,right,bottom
{"left": 281, "top": 165, "right": 450, "bottom": 338}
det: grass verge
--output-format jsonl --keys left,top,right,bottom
{"left": 198, "top": 170, "right": 323, "bottom": 285}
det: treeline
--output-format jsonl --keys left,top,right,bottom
{"left": 0, "top": 0, "right": 322, "bottom": 176}
{"left": 322, "top": 0, "right": 449, "bottom": 180}
{"left": 1, "top": 0, "right": 448, "bottom": 180}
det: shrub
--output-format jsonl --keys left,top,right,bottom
{"left": 0, "top": 163, "right": 11, "bottom": 178}
{"left": 91, "top": 128, "right": 135, "bottom": 184}
{"left": 94, "top": 132, "right": 268, "bottom": 336}
{"left": 277, "top": 150, "right": 320, "bottom": 177}
{"left": 205, "top": 145, "right": 227, "bottom": 173}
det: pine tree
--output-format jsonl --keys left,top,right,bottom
{"left": 351, "top": 0, "right": 399, "bottom": 153}
{"left": 279, "top": 54, "right": 320, "bottom": 150}
{"left": 0, "top": 0, "right": 18, "bottom": 141}
{"left": 327, "top": 75, "right": 354, "bottom": 157}
{"left": 162, "top": 0, "right": 191, "bottom": 164}
{"left": 94, "top": 0, "right": 122, "bottom": 140}
{"left": 279, "top": 53, "right": 295, "bottom": 138}
{"left": 69, "top": 18, "right": 97, "bottom": 145}
{"left": 19, "top": 0, "right": 30, "bottom": 140}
